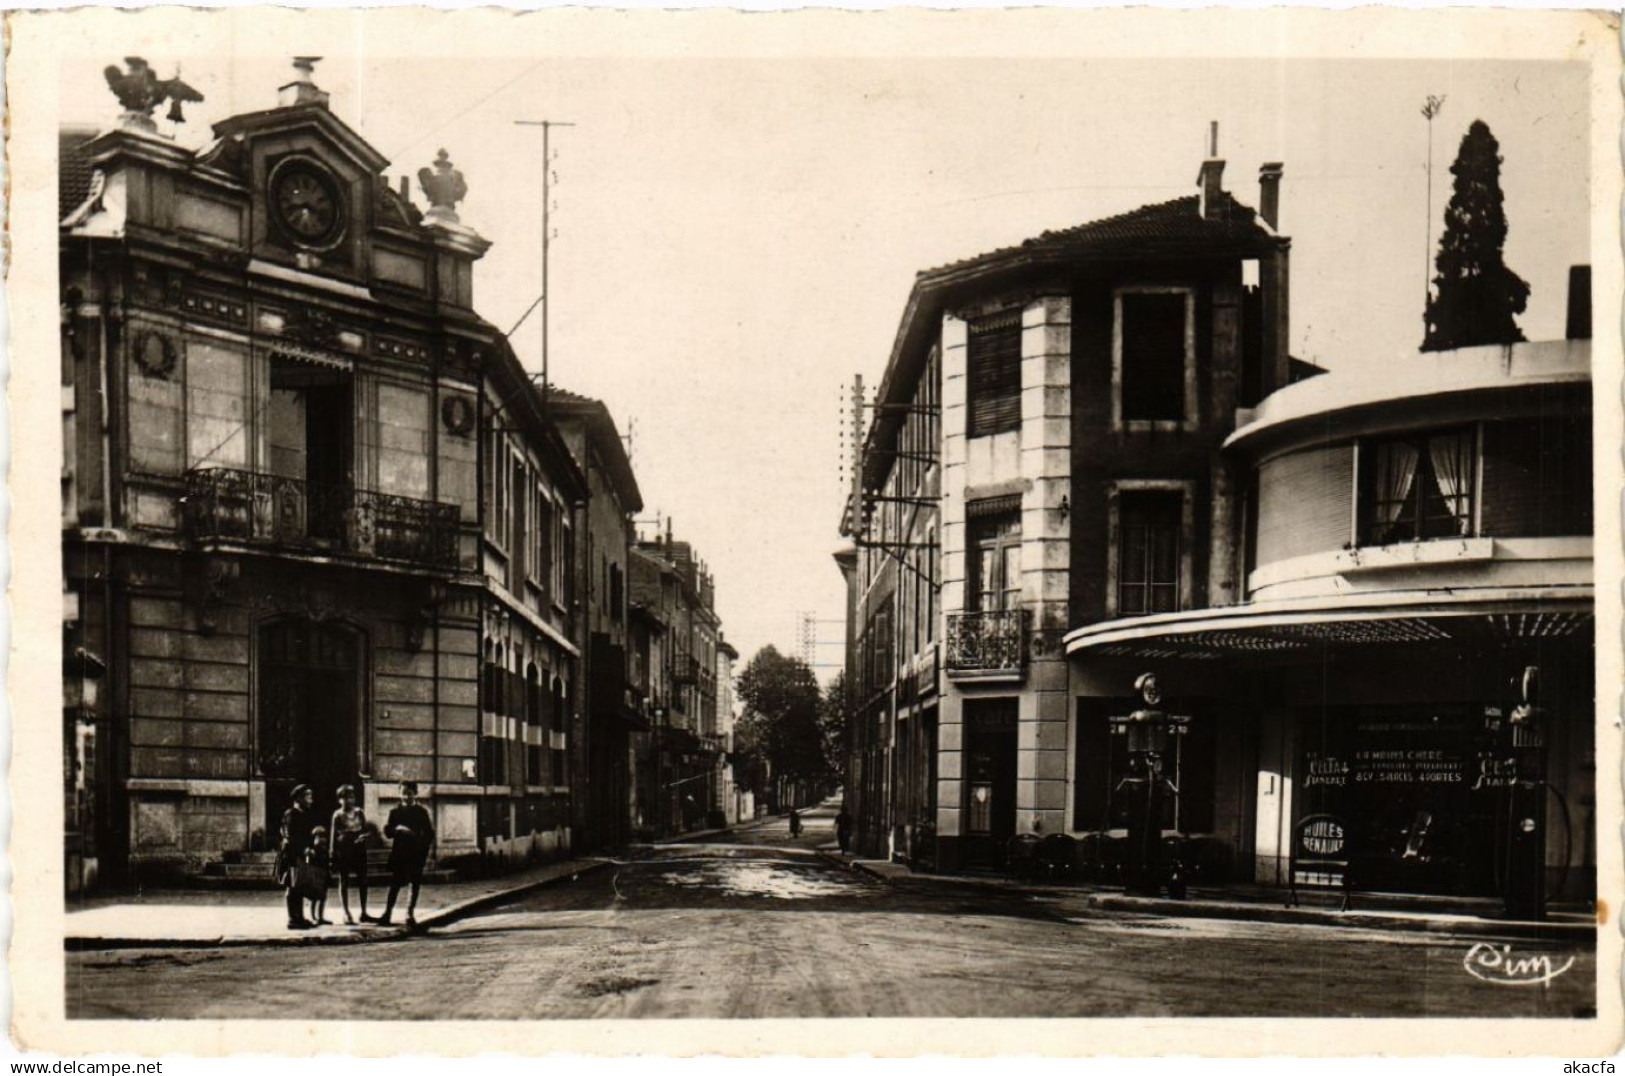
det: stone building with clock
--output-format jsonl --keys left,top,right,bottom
{"left": 61, "top": 59, "right": 610, "bottom": 888}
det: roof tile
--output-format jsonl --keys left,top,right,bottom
{"left": 922, "top": 191, "right": 1269, "bottom": 279}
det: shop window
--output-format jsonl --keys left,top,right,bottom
{"left": 1359, "top": 428, "right": 1476, "bottom": 546}
{"left": 1115, "top": 490, "right": 1182, "bottom": 615}
{"left": 1115, "top": 289, "right": 1194, "bottom": 426}
{"left": 967, "top": 509, "right": 1022, "bottom": 613}
{"left": 967, "top": 310, "right": 1023, "bottom": 438}
{"left": 1074, "top": 697, "right": 1215, "bottom": 834}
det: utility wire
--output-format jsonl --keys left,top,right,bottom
{"left": 391, "top": 60, "right": 549, "bottom": 163}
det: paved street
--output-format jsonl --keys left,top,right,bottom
{"left": 66, "top": 807, "right": 1595, "bottom": 1020}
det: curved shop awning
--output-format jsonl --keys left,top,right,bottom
{"left": 1064, "top": 587, "right": 1593, "bottom": 662}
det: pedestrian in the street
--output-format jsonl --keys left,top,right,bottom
{"left": 379, "top": 780, "right": 435, "bottom": 928}
{"left": 835, "top": 808, "right": 852, "bottom": 853}
{"left": 788, "top": 808, "right": 802, "bottom": 838}
{"left": 329, "top": 783, "right": 378, "bottom": 924}
{"left": 276, "top": 784, "right": 317, "bottom": 930}
{"left": 304, "top": 825, "right": 332, "bottom": 926}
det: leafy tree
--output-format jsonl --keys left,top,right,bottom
{"left": 734, "top": 646, "right": 828, "bottom": 788}
{"left": 1422, "top": 120, "right": 1530, "bottom": 352}
{"left": 818, "top": 672, "right": 850, "bottom": 780}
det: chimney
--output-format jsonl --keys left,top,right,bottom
{"left": 1197, "top": 121, "right": 1225, "bottom": 220}
{"left": 1258, "top": 162, "right": 1284, "bottom": 230}
{"left": 1566, "top": 265, "right": 1591, "bottom": 340}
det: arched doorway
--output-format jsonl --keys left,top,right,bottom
{"left": 257, "top": 618, "right": 365, "bottom": 832}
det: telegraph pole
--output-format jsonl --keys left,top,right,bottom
{"left": 514, "top": 119, "right": 577, "bottom": 412}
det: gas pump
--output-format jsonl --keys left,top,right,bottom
{"left": 1500, "top": 665, "right": 1547, "bottom": 918}
{"left": 1110, "top": 673, "right": 1191, "bottom": 899}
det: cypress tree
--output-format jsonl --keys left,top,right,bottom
{"left": 1422, "top": 120, "right": 1530, "bottom": 352}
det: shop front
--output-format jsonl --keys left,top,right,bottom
{"left": 1069, "top": 606, "right": 1595, "bottom": 909}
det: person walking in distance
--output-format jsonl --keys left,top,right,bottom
{"left": 788, "top": 807, "right": 802, "bottom": 839}
{"left": 835, "top": 807, "right": 853, "bottom": 854}
{"left": 379, "top": 780, "right": 435, "bottom": 928}
{"left": 329, "top": 784, "right": 378, "bottom": 925}
{"left": 276, "top": 784, "right": 317, "bottom": 930}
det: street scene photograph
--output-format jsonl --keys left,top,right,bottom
{"left": 7, "top": 4, "right": 1619, "bottom": 1057}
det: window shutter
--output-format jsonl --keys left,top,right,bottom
{"left": 967, "top": 310, "right": 1023, "bottom": 437}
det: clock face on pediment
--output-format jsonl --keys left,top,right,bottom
{"left": 268, "top": 158, "right": 347, "bottom": 250}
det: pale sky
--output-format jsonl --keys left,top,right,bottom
{"left": 60, "top": 51, "right": 1591, "bottom": 675}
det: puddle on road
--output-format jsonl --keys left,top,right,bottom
{"left": 657, "top": 863, "right": 855, "bottom": 900}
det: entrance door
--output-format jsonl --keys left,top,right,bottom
{"left": 963, "top": 698, "right": 1018, "bottom": 868}
{"left": 258, "top": 619, "right": 363, "bottom": 833}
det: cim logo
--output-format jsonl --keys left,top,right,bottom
{"left": 1462, "top": 942, "right": 1576, "bottom": 987}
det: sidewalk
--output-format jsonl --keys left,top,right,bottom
{"left": 823, "top": 852, "right": 1597, "bottom": 942}
{"left": 66, "top": 857, "right": 611, "bottom": 951}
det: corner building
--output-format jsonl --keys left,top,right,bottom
{"left": 845, "top": 147, "right": 1292, "bottom": 871}
{"left": 61, "top": 61, "right": 592, "bottom": 888}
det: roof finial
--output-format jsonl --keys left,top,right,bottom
{"left": 1209, "top": 120, "right": 1219, "bottom": 159}
{"left": 278, "top": 55, "right": 330, "bottom": 109}
{"left": 419, "top": 149, "right": 469, "bottom": 226}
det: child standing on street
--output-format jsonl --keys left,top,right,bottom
{"left": 330, "top": 784, "right": 377, "bottom": 925}
{"left": 379, "top": 781, "right": 435, "bottom": 928}
{"left": 304, "top": 825, "right": 332, "bottom": 926}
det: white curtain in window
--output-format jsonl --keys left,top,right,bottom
{"left": 1428, "top": 432, "right": 1473, "bottom": 533}
{"left": 1373, "top": 441, "right": 1420, "bottom": 530}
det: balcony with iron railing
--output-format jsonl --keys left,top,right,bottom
{"left": 182, "top": 467, "right": 460, "bottom": 570}
{"left": 944, "top": 608, "right": 1028, "bottom": 680}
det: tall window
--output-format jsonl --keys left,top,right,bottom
{"left": 1361, "top": 429, "right": 1476, "bottom": 546}
{"left": 560, "top": 519, "right": 575, "bottom": 607}
{"left": 536, "top": 495, "right": 555, "bottom": 599}
{"left": 492, "top": 436, "right": 509, "bottom": 550}
{"left": 187, "top": 342, "right": 250, "bottom": 469}
{"left": 1116, "top": 491, "right": 1182, "bottom": 615}
{"left": 525, "top": 664, "right": 543, "bottom": 787}
{"left": 1116, "top": 289, "right": 1193, "bottom": 425}
{"left": 551, "top": 679, "right": 568, "bottom": 786}
{"left": 374, "top": 383, "right": 430, "bottom": 499}
{"left": 480, "top": 641, "right": 507, "bottom": 786}
{"left": 967, "top": 310, "right": 1023, "bottom": 437}
{"left": 511, "top": 459, "right": 528, "bottom": 583}
{"left": 924, "top": 526, "right": 938, "bottom": 643}
{"left": 968, "top": 509, "right": 1022, "bottom": 613}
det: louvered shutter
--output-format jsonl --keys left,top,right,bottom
{"left": 968, "top": 311, "right": 1023, "bottom": 437}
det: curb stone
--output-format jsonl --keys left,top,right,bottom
{"left": 66, "top": 859, "right": 614, "bottom": 952}
{"left": 820, "top": 854, "right": 1594, "bottom": 943}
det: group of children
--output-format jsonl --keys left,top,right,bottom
{"left": 279, "top": 779, "right": 437, "bottom": 931}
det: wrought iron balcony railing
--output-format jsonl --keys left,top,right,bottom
{"left": 944, "top": 609, "right": 1027, "bottom": 678}
{"left": 183, "top": 467, "right": 460, "bottom": 569}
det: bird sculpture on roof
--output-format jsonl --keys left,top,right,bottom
{"left": 104, "top": 57, "right": 205, "bottom": 125}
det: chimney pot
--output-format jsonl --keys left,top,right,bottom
{"left": 1259, "top": 162, "right": 1284, "bottom": 230}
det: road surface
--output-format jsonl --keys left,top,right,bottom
{"left": 66, "top": 806, "right": 1595, "bottom": 1020}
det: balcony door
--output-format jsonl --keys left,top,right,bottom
{"left": 269, "top": 360, "right": 353, "bottom": 543}
{"left": 258, "top": 618, "right": 365, "bottom": 836}
{"left": 969, "top": 511, "right": 1021, "bottom": 613}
